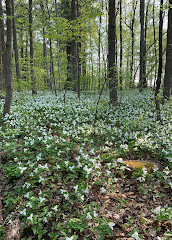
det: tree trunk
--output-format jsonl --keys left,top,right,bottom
{"left": 152, "top": 0, "right": 158, "bottom": 88}
{"left": 139, "top": 0, "right": 146, "bottom": 91}
{"left": 163, "top": 0, "right": 172, "bottom": 99}
{"left": 155, "top": 0, "right": 163, "bottom": 121}
{"left": 29, "top": 0, "right": 37, "bottom": 95}
{"left": 108, "top": 0, "right": 117, "bottom": 105}
{"left": 98, "top": 3, "right": 102, "bottom": 90}
{"left": 119, "top": 0, "right": 122, "bottom": 90}
{"left": 71, "top": 0, "right": 77, "bottom": 91}
{"left": 11, "top": 0, "right": 20, "bottom": 91}
{"left": 130, "top": 0, "right": 138, "bottom": 88}
{"left": 0, "top": 0, "right": 5, "bottom": 91}
{"left": 2, "top": 0, "right": 13, "bottom": 116}
{"left": 46, "top": 0, "right": 57, "bottom": 95}
{"left": 55, "top": 0, "right": 61, "bottom": 90}
{"left": 40, "top": 1, "right": 51, "bottom": 89}
{"left": 0, "top": 54, "right": 3, "bottom": 91}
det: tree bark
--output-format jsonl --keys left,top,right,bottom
{"left": 71, "top": 0, "right": 77, "bottom": 91}
{"left": 0, "top": 0, "right": 5, "bottom": 91}
{"left": 108, "top": 0, "right": 117, "bottom": 105}
{"left": 46, "top": 0, "right": 57, "bottom": 95}
{"left": 55, "top": 0, "right": 61, "bottom": 90}
{"left": 119, "top": 0, "right": 122, "bottom": 90}
{"left": 2, "top": 0, "right": 13, "bottom": 116}
{"left": 40, "top": 1, "right": 51, "bottom": 90}
{"left": 155, "top": 0, "right": 163, "bottom": 121}
{"left": 152, "top": 0, "right": 158, "bottom": 87}
{"left": 11, "top": 0, "right": 20, "bottom": 91}
{"left": 163, "top": 0, "right": 172, "bottom": 99}
{"left": 29, "top": 0, "right": 37, "bottom": 95}
{"left": 139, "top": 0, "right": 146, "bottom": 91}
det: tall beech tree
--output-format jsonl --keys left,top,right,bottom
{"left": 0, "top": 0, "right": 13, "bottom": 116}
{"left": 108, "top": 0, "right": 117, "bottom": 105}
{"left": 163, "top": 0, "right": 172, "bottom": 99}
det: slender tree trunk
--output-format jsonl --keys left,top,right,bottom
{"left": 153, "top": 0, "right": 158, "bottom": 88}
{"left": 155, "top": 0, "right": 163, "bottom": 121}
{"left": 0, "top": 54, "right": 3, "bottom": 91}
{"left": 130, "top": 0, "right": 138, "bottom": 88}
{"left": 29, "top": 0, "right": 37, "bottom": 94}
{"left": 46, "top": 0, "right": 56, "bottom": 95}
{"left": 2, "top": 0, "right": 13, "bottom": 116}
{"left": 11, "top": 0, "right": 20, "bottom": 91}
{"left": 76, "top": 0, "right": 80, "bottom": 97}
{"left": 71, "top": 0, "right": 77, "bottom": 91}
{"left": 119, "top": 0, "right": 122, "bottom": 90}
{"left": 98, "top": 3, "right": 102, "bottom": 90}
{"left": 0, "top": 0, "right": 5, "bottom": 91}
{"left": 0, "top": 16, "right": 4, "bottom": 92}
{"left": 66, "top": 42, "right": 72, "bottom": 89}
{"left": 108, "top": 0, "right": 117, "bottom": 105}
{"left": 139, "top": 0, "right": 146, "bottom": 91}
{"left": 55, "top": 0, "right": 61, "bottom": 90}
{"left": 82, "top": 48, "right": 87, "bottom": 90}
{"left": 49, "top": 38, "right": 57, "bottom": 95}
{"left": 163, "top": 0, "right": 172, "bottom": 99}
{"left": 40, "top": 1, "right": 51, "bottom": 89}
{"left": 143, "top": 0, "right": 150, "bottom": 86}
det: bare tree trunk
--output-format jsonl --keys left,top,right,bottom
{"left": 155, "top": 0, "right": 163, "bottom": 121}
{"left": 55, "top": 0, "right": 61, "bottom": 90}
{"left": 46, "top": 0, "right": 56, "bottom": 95}
{"left": 152, "top": 0, "right": 158, "bottom": 88}
{"left": 143, "top": 0, "right": 150, "bottom": 86}
{"left": 29, "top": 0, "right": 37, "bottom": 94}
{"left": 139, "top": 0, "right": 146, "bottom": 91}
{"left": 11, "top": 0, "right": 20, "bottom": 91}
{"left": 71, "top": 0, "right": 77, "bottom": 91}
{"left": 40, "top": 1, "right": 51, "bottom": 89}
{"left": 0, "top": 55, "right": 3, "bottom": 91}
{"left": 2, "top": 0, "right": 13, "bottom": 116}
{"left": 119, "top": 0, "right": 122, "bottom": 90}
{"left": 108, "top": 0, "right": 118, "bottom": 105}
{"left": 98, "top": 3, "right": 102, "bottom": 90}
{"left": 127, "top": 0, "right": 138, "bottom": 88}
{"left": 163, "top": 0, "right": 172, "bottom": 99}
{"left": 0, "top": 0, "right": 5, "bottom": 92}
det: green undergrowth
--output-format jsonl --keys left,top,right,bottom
{"left": 0, "top": 90, "right": 171, "bottom": 240}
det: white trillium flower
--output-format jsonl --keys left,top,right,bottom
{"left": 86, "top": 212, "right": 92, "bottom": 219}
{"left": 83, "top": 166, "right": 92, "bottom": 175}
{"left": 131, "top": 231, "right": 140, "bottom": 240}
{"left": 39, "top": 176, "right": 45, "bottom": 183}
{"left": 100, "top": 187, "right": 107, "bottom": 193}
{"left": 20, "top": 208, "right": 26, "bottom": 216}
{"left": 27, "top": 213, "right": 33, "bottom": 222}
{"left": 18, "top": 166, "right": 27, "bottom": 174}
{"left": 93, "top": 211, "right": 98, "bottom": 217}
{"left": 117, "top": 158, "right": 123, "bottom": 163}
{"left": 108, "top": 222, "right": 115, "bottom": 230}
{"left": 73, "top": 185, "right": 78, "bottom": 192}
{"left": 154, "top": 206, "right": 161, "bottom": 214}
{"left": 66, "top": 236, "right": 74, "bottom": 240}
{"left": 81, "top": 195, "right": 84, "bottom": 201}
{"left": 39, "top": 197, "right": 46, "bottom": 203}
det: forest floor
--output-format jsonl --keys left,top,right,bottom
{"left": 0, "top": 90, "right": 171, "bottom": 240}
